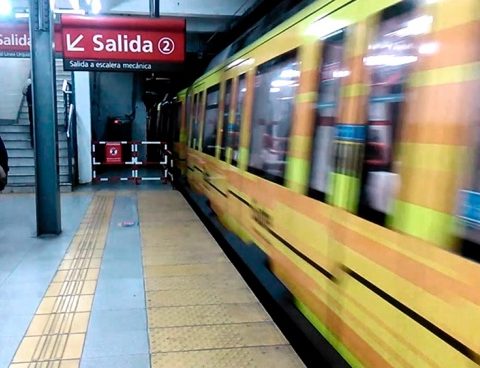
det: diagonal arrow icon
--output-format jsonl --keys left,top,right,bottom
{"left": 66, "top": 34, "right": 85, "bottom": 52}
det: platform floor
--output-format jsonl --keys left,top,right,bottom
{"left": 0, "top": 189, "right": 304, "bottom": 367}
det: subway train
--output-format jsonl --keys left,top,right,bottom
{"left": 173, "top": 0, "right": 480, "bottom": 366}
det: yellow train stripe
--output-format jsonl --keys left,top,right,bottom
{"left": 341, "top": 83, "right": 369, "bottom": 98}
{"left": 391, "top": 199, "right": 456, "bottom": 248}
{"left": 409, "top": 62, "right": 480, "bottom": 88}
{"left": 433, "top": 0, "right": 480, "bottom": 33}
{"left": 402, "top": 144, "right": 460, "bottom": 172}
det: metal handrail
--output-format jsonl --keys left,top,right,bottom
{"left": 62, "top": 79, "right": 75, "bottom": 186}
{"left": 67, "top": 103, "right": 74, "bottom": 139}
{"left": 62, "top": 79, "right": 72, "bottom": 94}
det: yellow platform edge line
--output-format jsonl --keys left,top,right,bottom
{"left": 10, "top": 194, "right": 115, "bottom": 367}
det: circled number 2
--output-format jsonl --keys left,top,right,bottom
{"left": 158, "top": 37, "right": 175, "bottom": 55}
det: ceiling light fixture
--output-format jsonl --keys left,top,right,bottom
{"left": 91, "top": 0, "right": 101, "bottom": 14}
{"left": 0, "top": 0, "right": 12, "bottom": 16}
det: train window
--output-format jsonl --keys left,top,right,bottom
{"left": 202, "top": 85, "right": 220, "bottom": 156}
{"left": 248, "top": 50, "right": 299, "bottom": 183}
{"left": 359, "top": 1, "right": 423, "bottom": 225}
{"left": 186, "top": 93, "right": 193, "bottom": 148}
{"left": 191, "top": 93, "right": 201, "bottom": 150}
{"left": 220, "top": 79, "right": 233, "bottom": 161}
{"left": 174, "top": 101, "right": 182, "bottom": 142}
{"left": 230, "top": 74, "right": 247, "bottom": 166}
{"left": 308, "top": 30, "right": 346, "bottom": 202}
{"left": 458, "top": 102, "right": 480, "bottom": 262}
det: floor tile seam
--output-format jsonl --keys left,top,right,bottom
{"left": 142, "top": 261, "right": 230, "bottom": 268}
{"left": 55, "top": 279, "right": 96, "bottom": 297}
{"left": 12, "top": 350, "right": 83, "bottom": 364}
{"left": 9, "top": 195, "right": 114, "bottom": 367}
{"left": 58, "top": 267, "right": 100, "bottom": 285}
{"left": 145, "top": 285, "right": 248, "bottom": 291}
{"left": 24, "top": 331, "right": 86, "bottom": 338}
{"left": 58, "top": 278, "right": 94, "bottom": 298}
{"left": 144, "top": 287, "right": 248, "bottom": 292}
{"left": 28, "top": 312, "right": 76, "bottom": 337}
{"left": 147, "top": 320, "right": 277, "bottom": 330}
{"left": 145, "top": 302, "right": 260, "bottom": 308}
{"left": 13, "top": 358, "right": 80, "bottom": 368}
{"left": 142, "top": 257, "right": 232, "bottom": 266}
{"left": 61, "top": 256, "right": 101, "bottom": 271}
{"left": 35, "top": 309, "right": 91, "bottom": 316}
{"left": 141, "top": 252, "right": 226, "bottom": 257}
{"left": 145, "top": 302, "right": 270, "bottom": 310}
{"left": 142, "top": 273, "right": 243, "bottom": 279}
{"left": 150, "top": 343, "right": 293, "bottom": 355}
{"left": 136, "top": 194, "right": 154, "bottom": 368}
{"left": 40, "top": 296, "right": 90, "bottom": 317}
{"left": 147, "top": 320, "right": 273, "bottom": 330}
{"left": 24, "top": 332, "right": 69, "bottom": 363}
{"left": 46, "top": 292, "right": 95, "bottom": 298}
{"left": 45, "top": 280, "right": 95, "bottom": 302}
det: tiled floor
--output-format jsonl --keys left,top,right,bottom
{"left": 138, "top": 192, "right": 304, "bottom": 368}
{"left": 0, "top": 189, "right": 304, "bottom": 367}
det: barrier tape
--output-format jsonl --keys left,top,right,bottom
{"left": 91, "top": 141, "right": 173, "bottom": 185}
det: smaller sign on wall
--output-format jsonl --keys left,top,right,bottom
{"left": 61, "top": 15, "right": 185, "bottom": 72}
{"left": 105, "top": 143, "right": 123, "bottom": 164}
{"left": 0, "top": 23, "right": 30, "bottom": 58}
{"left": 0, "top": 22, "right": 63, "bottom": 58}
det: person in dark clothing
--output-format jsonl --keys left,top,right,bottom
{"left": 23, "top": 79, "right": 33, "bottom": 148}
{"left": 0, "top": 135, "right": 9, "bottom": 191}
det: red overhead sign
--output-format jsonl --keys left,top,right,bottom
{"left": 0, "top": 22, "right": 63, "bottom": 57}
{"left": 61, "top": 15, "right": 185, "bottom": 72}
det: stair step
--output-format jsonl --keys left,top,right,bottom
{"left": 0, "top": 125, "right": 30, "bottom": 133}
{"left": 4, "top": 140, "right": 68, "bottom": 150}
{"left": 5, "top": 148, "right": 33, "bottom": 158}
{"left": 3, "top": 183, "right": 72, "bottom": 193}
{"left": 9, "top": 165, "right": 70, "bottom": 176}
{"left": 7, "top": 149, "right": 69, "bottom": 159}
{"left": 1, "top": 132, "right": 31, "bottom": 140}
{"left": 9, "top": 157, "right": 34, "bottom": 166}
{"left": 8, "top": 157, "right": 70, "bottom": 166}
{"left": 3, "top": 134, "right": 67, "bottom": 142}
{"left": 7, "top": 174, "right": 70, "bottom": 185}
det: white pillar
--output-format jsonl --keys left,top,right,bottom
{"left": 74, "top": 72, "right": 92, "bottom": 184}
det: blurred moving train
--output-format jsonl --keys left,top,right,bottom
{"left": 173, "top": 0, "right": 480, "bottom": 366}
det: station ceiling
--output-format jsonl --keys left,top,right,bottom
{"left": 11, "top": 0, "right": 266, "bottom": 52}
{"left": 7, "top": 0, "right": 288, "bottom": 89}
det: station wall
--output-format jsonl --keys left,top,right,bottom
{"left": 0, "top": 58, "right": 30, "bottom": 123}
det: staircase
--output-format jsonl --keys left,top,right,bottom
{"left": 0, "top": 59, "right": 72, "bottom": 193}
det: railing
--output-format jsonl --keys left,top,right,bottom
{"left": 91, "top": 141, "right": 173, "bottom": 184}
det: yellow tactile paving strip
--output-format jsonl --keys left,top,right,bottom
{"left": 138, "top": 191, "right": 305, "bottom": 368}
{"left": 10, "top": 194, "right": 114, "bottom": 368}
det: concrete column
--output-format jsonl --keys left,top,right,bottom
{"left": 30, "top": 0, "right": 61, "bottom": 235}
{"left": 74, "top": 72, "right": 92, "bottom": 184}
